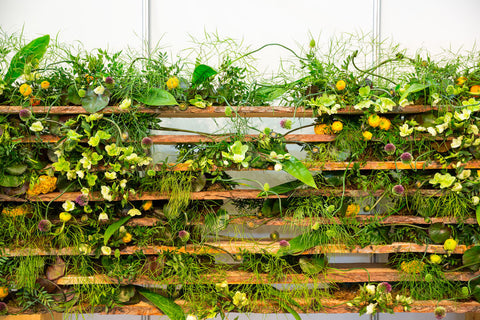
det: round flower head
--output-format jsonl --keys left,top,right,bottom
{"left": 400, "top": 152, "right": 413, "bottom": 164}
{"left": 75, "top": 194, "right": 88, "bottom": 207}
{"left": 434, "top": 306, "right": 446, "bottom": 319}
{"left": 178, "top": 230, "right": 190, "bottom": 242}
{"left": 280, "top": 119, "right": 292, "bottom": 129}
{"left": 384, "top": 143, "right": 396, "bottom": 155}
{"left": 38, "top": 219, "right": 52, "bottom": 232}
{"left": 279, "top": 240, "right": 290, "bottom": 247}
{"left": 392, "top": 184, "right": 405, "bottom": 196}
{"left": 141, "top": 137, "right": 153, "bottom": 149}
{"left": 378, "top": 282, "right": 392, "bottom": 293}
{"left": 105, "top": 76, "right": 114, "bottom": 85}
{"left": 0, "top": 302, "right": 7, "bottom": 312}
{"left": 19, "top": 109, "right": 32, "bottom": 121}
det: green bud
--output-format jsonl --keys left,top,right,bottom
{"left": 78, "top": 89, "right": 86, "bottom": 97}
{"left": 263, "top": 183, "right": 270, "bottom": 192}
{"left": 424, "top": 273, "right": 433, "bottom": 282}
{"left": 309, "top": 39, "right": 316, "bottom": 48}
{"left": 225, "top": 106, "right": 232, "bottom": 117}
{"left": 326, "top": 205, "right": 335, "bottom": 214}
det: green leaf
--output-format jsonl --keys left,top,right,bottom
{"left": 476, "top": 205, "right": 480, "bottom": 226}
{"left": 400, "top": 83, "right": 430, "bottom": 102}
{"left": 136, "top": 88, "right": 178, "bottom": 106}
{"left": 192, "top": 64, "right": 217, "bottom": 86}
{"left": 4, "top": 35, "right": 50, "bottom": 85}
{"left": 104, "top": 216, "right": 131, "bottom": 245}
{"left": 138, "top": 287, "right": 185, "bottom": 320}
{"left": 282, "top": 231, "right": 322, "bottom": 254}
{"left": 67, "top": 85, "right": 82, "bottom": 105}
{"left": 281, "top": 157, "right": 317, "bottom": 189}
{"left": 258, "top": 179, "right": 304, "bottom": 197}
{"left": 256, "top": 87, "right": 287, "bottom": 101}
{"left": 82, "top": 89, "right": 110, "bottom": 113}
{"left": 358, "top": 86, "right": 371, "bottom": 98}
{"left": 0, "top": 174, "right": 24, "bottom": 187}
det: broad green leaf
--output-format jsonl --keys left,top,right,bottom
{"left": 354, "top": 100, "right": 373, "bottom": 110}
{"left": 281, "top": 157, "right": 317, "bottom": 189}
{"left": 138, "top": 287, "right": 185, "bottom": 320}
{"left": 82, "top": 89, "right": 110, "bottom": 113}
{"left": 476, "top": 205, "right": 480, "bottom": 226}
{"left": 67, "top": 85, "right": 82, "bottom": 105}
{"left": 281, "top": 231, "right": 322, "bottom": 254}
{"left": 0, "top": 174, "right": 24, "bottom": 187}
{"left": 256, "top": 86, "right": 287, "bottom": 101}
{"left": 400, "top": 83, "right": 430, "bottom": 102}
{"left": 4, "top": 35, "right": 50, "bottom": 85}
{"left": 257, "top": 179, "right": 304, "bottom": 197}
{"left": 104, "top": 216, "right": 131, "bottom": 245}
{"left": 192, "top": 64, "right": 217, "bottom": 86}
{"left": 136, "top": 88, "right": 178, "bottom": 106}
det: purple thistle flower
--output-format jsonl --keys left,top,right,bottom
{"left": 0, "top": 302, "right": 7, "bottom": 312}
{"left": 141, "top": 137, "right": 153, "bottom": 149}
{"left": 378, "top": 282, "right": 392, "bottom": 293}
{"left": 38, "top": 219, "right": 52, "bottom": 232}
{"left": 392, "top": 184, "right": 405, "bottom": 196}
{"left": 279, "top": 240, "right": 290, "bottom": 247}
{"left": 19, "top": 109, "right": 32, "bottom": 121}
{"left": 75, "top": 195, "right": 88, "bottom": 207}
{"left": 384, "top": 143, "right": 396, "bottom": 155}
{"left": 434, "top": 306, "right": 446, "bottom": 319}
{"left": 178, "top": 230, "right": 190, "bottom": 242}
{"left": 280, "top": 119, "right": 292, "bottom": 130}
{"left": 105, "top": 76, "right": 114, "bottom": 85}
{"left": 400, "top": 152, "right": 413, "bottom": 164}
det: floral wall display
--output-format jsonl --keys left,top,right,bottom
{"left": 0, "top": 32, "right": 479, "bottom": 319}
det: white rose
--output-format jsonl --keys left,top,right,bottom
{"left": 365, "top": 284, "right": 376, "bottom": 295}
{"left": 93, "top": 85, "right": 105, "bottom": 95}
{"left": 274, "top": 163, "right": 283, "bottom": 171}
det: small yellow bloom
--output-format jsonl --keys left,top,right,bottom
{"left": 336, "top": 80, "right": 346, "bottom": 91}
{"left": 345, "top": 203, "right": 360, "bottom": 217}
{"left": 379, "top": 117, "right": 391, "bottom": 131}
{"left": 59, "top": 211, "right": 72, "bottom": 222}
{"left": 166, "top": 77, "right": 179, "bottom": 90}
{"left": 456, "top": 76, "right": 467, "bottom": 86}
{"left": 142, "top": 200, "right": 153, "bottom": 211}
{"left": 362, "top": 131, "right": 373, "bottom": 141}
{"left": 40, "top": 80, "right": 50, "bottom": 89}
{"left": 368, "top": 114, "right": 381, "bottom": 127}
{"left": 331, "top": 121, "right": 343, "bottom": 133}
{"left": 430, "top": 254, "right": 442, "bottom": 264}
{"left": 444, "top": 238, "right": 457, "bottom": 252}
{"left": 0, "top": 286, "right": 8, "bottom": 299}
{"left": 19, "top": 83, "right": 33, "bottom": 96}
{"left": 122, "top": 232, "right": 133, "bottom": 243}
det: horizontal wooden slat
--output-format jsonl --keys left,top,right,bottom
{"left": 55, "top": 264, "right": 480, "bottom": 285}
{"left": 4, "top": 188, "right": 446, "bottom": 203}
{"left": 1, "top": 242, "right": 469, "bottom": 256}
{"left": 0, "top": 105, "right": 436, "bottom": 117}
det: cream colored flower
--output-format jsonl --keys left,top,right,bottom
{"left": 105, "top": 171, "right": 117, "bottom": 180}
{"left": 457, "top": 170, "right": 471, "bottom": 180}
{"left": 93, "top": 85, "right": 105, "bottom": 95}
{"left": 274, "top": 163, "right": 283, "bottom": 171}
{"left": 119, "top": 98, "right": 132, "bottom": 110}
{"left": 365, "top": 284, "right": 376, "bottom": 295}
{"left": 366, "top": 303, "right": 377, "bottom": 315}
{"left": 30, "top": 121, "right": 44, "bottom": 132}
{"left": 127, "top": 208, "right": 142, "bottom": 217}
{"left": 101, "top": 246, "right": 112, "bottom": 255}
{"left": 62, "top": 200, "right": 75, "bottom": 212}
{"left": 399, "top": 123, "right": 413, "bottom": 137}
{"left": 451, "top": 136, "right": 463, "bottom": 149}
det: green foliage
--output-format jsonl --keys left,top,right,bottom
{"left": 138, "top": 287, "right": 186, "bottom": 320}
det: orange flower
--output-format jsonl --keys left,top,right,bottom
{"left": 336, "top": 80, "right": 346, "bottom": 91}
{"left": 345, "top": 204, "right": 360, "bottom": 217}
{"left": 27, "top": 175, "right": 57, "bottom": 195}
{"left": 379, "top": 117, "right": 391, "bottom": 131}
{"left": 19, "top": 83, "right": 32, "bottom": 96}
{"left": 456, "top": 76, "right": 467, "bottom": 86}
{"left": 368, "top": 114, "right": 381, "bottom": 127}
{"left": 470, "top": 85, "right": 480, "bottom": 95}
{"left": 166, "top": 77, "right": 179, "bottom": 90}
{"left": 122, "top": 232, "right": 133, "bottom": 243}
{"left": 30, "top": 96, "right": 41, "bottom": 106}
{"left": 40, "top": 80, "right": 50, "bottom": 89}
{"left": 314, "top": 124, "right": 331, "bottom": 135}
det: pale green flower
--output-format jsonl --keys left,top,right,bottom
{"left": 101, "top": 185, "right": 113, "bottom": 201}
{"left": 365, "top": 284, "right": 376, "bottom": 295}
{"left": 62, "top": 200, "right": 75, "bottom": 212}
{"left": 105, "top": 143, "right": 120, "bottom": 156}
{"left": 429, "top": 173, "right": 456, "bottom": 189}
{"left": 399, "top": 123, "right": 413, "bottom": 137}
{"left": 127, "top": 208, "right": 142, "bottom": 217}
{"left": 105, "top": 171, "right": 117, "bottom": 180}
{"left": 30, "top": 121, "right": 44, "bottom": 132}
{"left": 232, "top": 291, "right": 249, "bottom": 307}
{"left": 119, "top": 98, "right": 132, "bottom": 110}
{"left": 451, "top": 136, "right": 463, "bottom": 149}
{"left": 457, "top": 170, "right": 471, "bottom": 180}
{"left": 101, "top": 246, "right": 112, "bottom": 255}
{"left": 94, "top": 85, "right": 105, "bottom": 95}
{"left": 452, "top": 182, "right": 463, "bottom": 192}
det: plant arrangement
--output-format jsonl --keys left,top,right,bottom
{"left": 0, "top": 31, "right": 480, "bottom": 319}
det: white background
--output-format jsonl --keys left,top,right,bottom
{"left": 1, "top": 0, "right": 480, "bottom": 319}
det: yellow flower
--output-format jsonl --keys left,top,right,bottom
{"left": 444, "top": 239, "right": 457, "bottom": 252}
{"left": 122, "top": 232, "right": 133, "bottom": 243}
{"left": 19, "top": 83, "right": 32, "bottom": 96}
{"left": 400, "top": 260, "right": 425, "bottom": 274}
{"left": 368, "top": 114, "right": 381, "bottom": 127}
{"left": 27, "top": 175, "right": 57, "bottom": 195}
{"left": 2, "top": 204, "right": 32, "bottom": 217}
{"left": 362, "top": 131, "right": 373, "bottom": 141}
{"left": 142, "top": 200, "right": 153, "bottom": 211}
{"left": 456, "top": 76, "right": 467, "bottom": 86}
{"left": 233, "top": 291, "right": 249, "bottom": 307}
{"left": 336, "top": 80, "right": 346, "bottom": 91}
{"left": 59, "top": 211, "right": 72, "bottom": 222}
{"left": 331, "top": 121, "right": 343, "bottom": 133}
{"left": 345, "top": 203, "right": 360, "bottom": 217}
{"left": 40, "top": 80, "right": 50, "bottom": 89}
{"left": 166, "top": 77, "right": 179, "bottom": 90}
{"left": 430, "top": 254, "right": 442, "bottom": 264}
{"left": 379, "top": 117, "right": 391, "bottom": 131}
{"left": 0, "top": 286, "right": 8, "bottom": 299}
{"left": 314, "top": 124, "right": 331, "bottom": 135}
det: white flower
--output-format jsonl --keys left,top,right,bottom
{"left": 120, "top": 179, "right": 127, "bottom": 189}
{"left": 186, "top": 315, "right": 197, "bottom": 320}
{"left": 274, "top": 163, "right": 283, "bottom": 171}
{"left": 436, "top": 123, "right": 448, "bottom": 134}
{"left": 452, "top": 182, "right": 463, "bottom": 192}
{"left": 78, "top": 243, "right": 91, "bottom": 255}
{"left": 472, "top": 196, "right": 479, "bottom": 205}
{"left": 119, "top": 98, "right": 132, "bottom": 110}
{"left": 125, "top": 153, "right": 140, "bottom": 163}
{"left": 79, "top": 157, "right": 92, "bottom": 170}
{"left": 62, "top": 200, "right": 75, "bottom": 212}
{"left": 454, "top": 109, "right": 471, "bottom": 122}
{"left": 93, "top": 85, "right": 105, "bottom": 95}
{"left": 105, "top": 171, "right": 117, "bottom": 180}
{"left": 127, "top": 208, "right": 142, "bottom": 217}
{"left": 270, "top": 151, "right": 278, "bottom": 159}
{"left": 223, "top": 160, "right": 229, "bottom": 166}
{"left": 365, "top": 284, "right": 376, "bottom": 295}
{"left": 366, "top": 303, "right": 377, "bottom": 315}
{"left": 101, "top": 246, "right": 112, "bottom": 255}
{"left": 451, "top": 136, "right": 463, "bottom": 149}
{"left": 101, "top": 185, "right": 113, "bottom": 201}
{"left": 468, "top": 124, "right": 479, "bottom": 135}
{"left": 414, "top": 126, "right": 426, "bottom": 132}
{"left": 232, "top": 153, "right": 245, "bottom": 163}
{"left": 427, "top": 127, "right": 437, "bottom": 136}
{"left": 399, "top": 123, "right": 413, "bottom": 137}
{"left": 98, "top": 212, "right": 109, "bottom": 221}
{"left": 29, "top": 121, "right": 44, "bottom": 132}
{"left": 81, "top": 187, "right": 89, "bottom": 196}
{"left": 457, "top": 170, "right": 471, "bottom": 180}
{"left": 66, "top": 170, "right": 77, "bottom": 180}
{"left": 473, "top": 138, "right": 480, "bottom": 146}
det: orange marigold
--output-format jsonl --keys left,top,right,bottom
{"left": 368, "top": 114, "right": 381, "bottom": 127}
{"left": 27, "top": 175, "right": 57, "bottom": 195}
{"left": 331, "top": 121, "right": 343, "bottom": 133}
{"left": 19, "top": 83, "right": 32, "bottom": 96}
{"left": 379, "top": 117, "right": 391, "bottom": 131}
{"left": 314, "top": 124, "right": 331, "bottom": 135}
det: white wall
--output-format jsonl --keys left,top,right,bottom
{"left": 1, "top": 1, "right": 479, "bottom": 320}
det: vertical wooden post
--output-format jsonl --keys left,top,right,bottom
{"left": 466, "top": 313, "right": 480, "bottom": 320}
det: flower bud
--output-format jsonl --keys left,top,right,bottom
{"left": 19, "top": 109, "right": 32, "bottom": 121}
